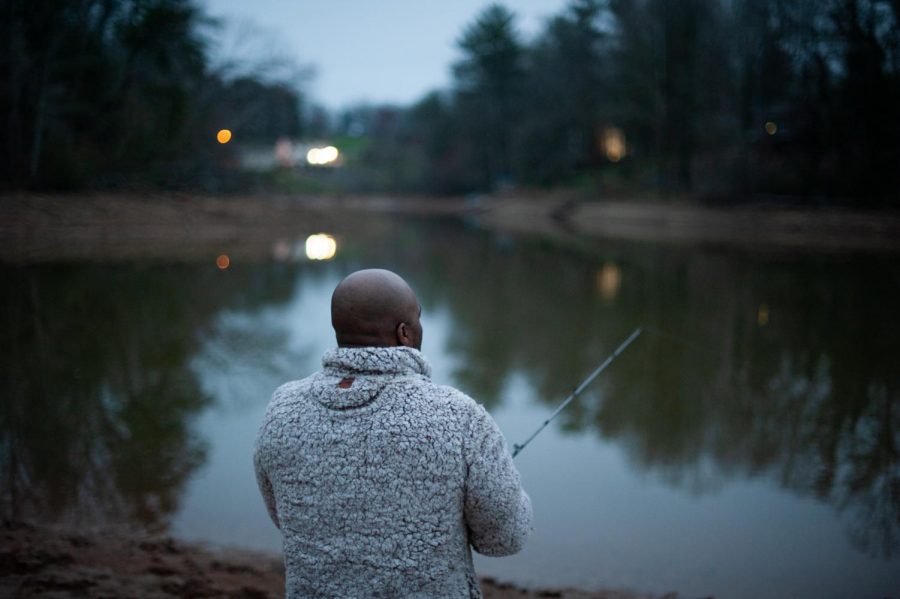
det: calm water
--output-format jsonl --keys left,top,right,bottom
{"left": 2, "top": 216, "right": 898, "bottom": 598}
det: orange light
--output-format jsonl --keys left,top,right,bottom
{"left": 602, "top": 128, "right": 626, "bottom": 162}
{"left": 216, "top": 129, "right": 232, "bottom": 144}
{"left": 216, "top": 254, "right": 230, "bottom": 269}
{"left": 596, "top": 262, "right": 622, "bottom": 300}
{"left": 765, "top": 122, "right": 777, "bottom": 136}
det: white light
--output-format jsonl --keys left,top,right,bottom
{"left": 305, "top": 234, "right": 337, "bottom": 260}
{"left": 321, "top": 146, "right": 339, "bottom": 163}
{"left": 306, "top": 145, "right": 340, "bottom": 165}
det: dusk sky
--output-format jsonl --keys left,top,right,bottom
{"left": 202, "top": 0, "right": 569, "bottom": 110}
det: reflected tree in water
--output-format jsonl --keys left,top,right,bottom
{"left": 190, "top": 262, "right": 332, "bottom": 408}
{"left": 356, "top": 219, "right": 899, "bottom": 558}
{"left": 0, "top": 261, "right": 308, "bottom": 528}
{"left": 3, "top": 219, "right": 896, "bottom": 558}
{"left": 0, "top": 265, "right": 211, "bottom": 528}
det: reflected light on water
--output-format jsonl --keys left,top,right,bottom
{"left": 765, "top": 121, "right": 777, "bottom": 135}
{"left": 216, "top": 254, "right": 230, "bottom": 269}
{"left": 597, "top": 262, "right": 622, "bottom": 300}
{"left": 305, "top": 234, "right": 337, "bottom": 260}
{"left": 758, "top": 303, "right": 770, "bottom": 325}
{"left": 272, "top": 239, "right": 292, "bottom": 261}
{"left": 216, "top": 129, "right": 232, "bottom": 144}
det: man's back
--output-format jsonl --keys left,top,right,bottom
{"left": 254, "top": 346, "right": 532, "bottom": 598}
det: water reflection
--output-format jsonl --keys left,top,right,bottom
{"left": 0, "top": 262, "right": 304, "bottom": 528}
{"left": 345, "top": 220, "right": 900, "bottom": 560}
{"left": 1, "top": 218, "right": 898, "bottom": 572}
{"left": 305, "top": 233, "right": 337, "bottom": 260}
{"left": 596, "top": 262, "right": 621, "bottom": 301}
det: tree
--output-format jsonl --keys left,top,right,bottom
{"left": 0, "top": 0, "right": 308, "bottom": 190}
{"left": 452, "top": 4, "right": 525, "bottom": 189}
{"left": 610, "top": 0, "right": 731, "bottom": 193}
{"left": 0, "top": 0, "right": 213, "bottom": 188}
{"left": 516, "top": 0, "right": 612, "bottom": 184}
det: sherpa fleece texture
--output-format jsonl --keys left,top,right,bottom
{"left": 254, "top": 346, "right": 532, "bottom": 598}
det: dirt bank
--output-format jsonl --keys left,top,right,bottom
{"left": 0, "top": 521, "right": 670, "bottom": 599}
{"left": 2, "top": 192, "right": 898, "bottom": 263}
{"left": 0, "top": 192, "right": 465, "bottom": 262}
{"left": 477, "top": 195, "right": 900, "bottom": 252}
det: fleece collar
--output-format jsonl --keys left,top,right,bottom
{"left": 322, "top": 346, "right": 432, "bottom": 378}
{"left": 311, "top": 347, "right": 432, "bottom": 410}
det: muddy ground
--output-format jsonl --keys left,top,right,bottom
{"left": 0, "top": 521, "right": 673, "bottom": 599}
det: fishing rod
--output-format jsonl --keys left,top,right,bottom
{"left": 511, "top": 327, "right": 643, "bottom": 458}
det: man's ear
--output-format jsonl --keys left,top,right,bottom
{"left": 396, "top": 322, "right": 411, "bottom": 347}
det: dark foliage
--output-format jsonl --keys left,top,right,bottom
{"left": 3, "top": 0, "right": 898, "bottom": 204}
{"left": 347, "top": 0, "right": 900, "bottom": 205}
{"left": 0, "top": 0, "right": 305, "bottom": 190}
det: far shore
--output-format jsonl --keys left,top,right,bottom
{"left": 0, "top": 521, "right": 670, "bottom": 599}
{"left": 1, "top": 192, "right": 898, "bottom": 263}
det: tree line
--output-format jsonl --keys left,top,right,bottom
{"left": 0, "top": 0, "right": 305, "bottom": 190}
{"left": 3, "top": 0, "right": 898, "bottom": 205}
{"left": 345, "top": 0, "right": 900, "bottom": 205}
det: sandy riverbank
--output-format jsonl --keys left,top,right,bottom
{"left": 477, "top": 194, "right": 900, "bottom": 252}
{"left": 0, "top": 521, "right": 669, "bottom": 599}
{"left": 0, "top": 192, "right": 461, "bottom": 262}
{"left": 1, "top": 192, "right": 898, "bottom": 263}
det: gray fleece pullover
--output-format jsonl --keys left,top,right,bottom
{"left": 254, "top": 346, "right": 532, "bottom": 598}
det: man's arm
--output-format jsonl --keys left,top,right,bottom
{"left": 253, "top": 432, "right": 281, "bottom": 529}
{"left": 463, "top": 403, "right": 532, "bottom": 556}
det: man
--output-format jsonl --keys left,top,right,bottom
{"left": 254, "top": 268, "right": 532, "bottom": 598}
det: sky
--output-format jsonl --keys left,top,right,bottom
{"left": 201, "top": 0, "right": 569, "bottom": 110}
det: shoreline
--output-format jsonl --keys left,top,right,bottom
{"left": 478, "top": 194, "right": 900, "bottom": 252}
{"left": 1, "top": 192, "right": 898, "bottom": 264}
{"left": 1, "top": 521, "right": 666, "bottom": 599}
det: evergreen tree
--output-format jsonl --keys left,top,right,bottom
{"left": 452, "top": 4, "right": 524, "bottom": 189}
{"left": 517, "top": 0, "right": 611, "bottom": 184}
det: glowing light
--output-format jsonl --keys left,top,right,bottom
{"left": 272, "top": 239, "right": 292, "bottom": 261}
{"left": 597, "top": 262, "right": 622, "bottom": 300}
{"left": 602, "top": 128, "right": 626, "bottom": 163}
{"left": 765, "top": 122, "right": 777, "bottom": 136}
{"left": 216, "top": 129, "right": 232, "bottom": 144}
{"left": 758, "top": 304, "right": 770, "bottom": 326}
{"left": 216, "top": 254, "right": 230, "bottom": 269}
{"left": 305, "top": 234, "right": 337, "bottom": 260}
{"left": 306, "top": 145, "right": 340, "bottom": 166}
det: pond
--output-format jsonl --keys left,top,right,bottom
{"left": 2, "top": 215, "right": 898, "bottom": 598}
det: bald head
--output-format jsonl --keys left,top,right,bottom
{"left": 331, "top": 269, "right": 423, "bottom": 349}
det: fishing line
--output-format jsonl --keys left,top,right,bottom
{"left": 511, "top": 327, "right": 643, "bottom": 458}
{"left": 509, "top": 325, "right": 719, "bottom": 458}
